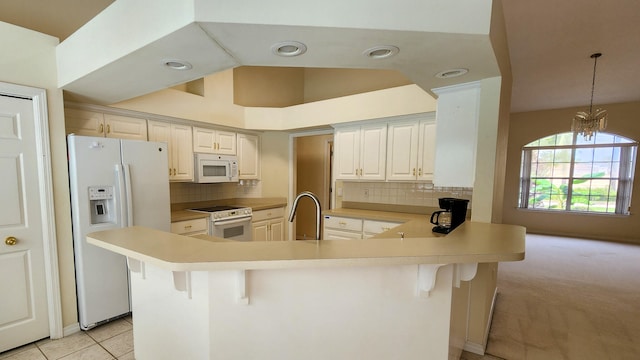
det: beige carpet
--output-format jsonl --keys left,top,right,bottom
{"left": 484, "top": 234, "right": 640, "bottom": 360}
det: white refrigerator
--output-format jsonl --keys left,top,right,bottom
{"left": 68, "top": 135, "right": 171, "bottom": 330}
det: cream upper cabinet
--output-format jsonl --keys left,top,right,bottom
{"left": 386, "top": 114, "right": 436, "bottom": 181}
{"left": 148, "top": 121, "right": 193, "bottom": 181}
{"left": 193, "top": 127, "right": 236, "bottom": 155}
{"left": 65, "top": 109, "right": 147, "bottom": 140}
{"left": 237, "top": 133, "right": 260, "bottom": 179}
{"left": 432, "top": 82, "right": 480, "bottom": 187}
{"left": 334, "top": 124, "right": 387, "bottom": 180}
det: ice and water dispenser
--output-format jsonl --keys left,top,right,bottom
{"left": 88, "top": 186, "right": 115, "bottom": 225}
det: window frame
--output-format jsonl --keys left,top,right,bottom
{"left": 519, "top": 132, "right": 637, "bottom": 215}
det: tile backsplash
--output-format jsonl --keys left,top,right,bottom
{"left": 340, "top": 181, "right": 472, "bottom": 208}
{"left": 170, "top": 180, "right": 262, "bottom": 204}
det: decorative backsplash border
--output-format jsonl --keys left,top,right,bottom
{"left": 170, "top": 181, "right": 261, "bottom": 204}
{"left": 339, "top": 181, "right": 472, "bottom": 208}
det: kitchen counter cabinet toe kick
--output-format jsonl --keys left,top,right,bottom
{"left": 126, "top": 257, "right": 478, "bottom": 303}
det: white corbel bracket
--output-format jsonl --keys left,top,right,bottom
{"left": 126, "top": 257, "right": 145, "bottom": 279}
{"left": 454, "top": 263, "right": 478, "bottom": 288}
{"left": 416, "top": 264, "right": 446, "bottom": 298}
{"left": 172, "top": 271, "right": 192, "bottom": 299}
{"left": 237, "top": 270, "right": 249, "bottom": 305}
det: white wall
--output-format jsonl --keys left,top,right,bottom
{"left": 0, "top": 21, "right": 77, "bottom": 328}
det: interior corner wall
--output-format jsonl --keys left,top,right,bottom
{"left": 0, "top": 21, "right": 77, "bottom": 328}
{"left": 112, "top": 69, "right": 246, "bottom": 128}
{"left": 503, "top": 101, "right": 640, "bottom": 244}
{"left": 233, "top": 66, "right": 305, "bottom": 107}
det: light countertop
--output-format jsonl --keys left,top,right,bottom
{"left": 87, "top": 220, "right": 525, "bottom": 272}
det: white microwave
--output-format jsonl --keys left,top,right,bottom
{"left": 194, "top": 153, "right": 239, "bottom": 183}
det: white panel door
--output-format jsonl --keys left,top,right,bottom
{"left": 359, "top": 124, "right": 387, "bottom": 180}
{"left": 334, "top": 127, "right": 360, "bottom": 180}
{"left": 0, "top": 95, "right": 49, "bottom": 351}
{"left": 386, "top": 121, "right": 419, "bottom": 181}
{"left": 104, "top": 114, "right": 148, "bottom": 141}
{"left": 215, "top": 130, "right": 237, "bottom": 155}
{"left": 417, "top": 121, "right": 437, "bottom": 181}
{"left": 171, "top": 124, "right": 193, "bottom": 181}
{"left": 237, "top": 133, "right": 260, "bottom": 179}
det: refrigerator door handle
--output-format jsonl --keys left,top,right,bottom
{"left": 115, "top": 164, "right": 128, "bottom": 227}
{"left": 123, "top": 164, "right": 134, "bottom": 227}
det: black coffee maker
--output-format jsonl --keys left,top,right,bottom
{"left": 430, "top": 197, "right": 469, "bottom": 234}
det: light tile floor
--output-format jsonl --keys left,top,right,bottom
{"left": 0, "top": 316, "right": 134, "bottom": 360}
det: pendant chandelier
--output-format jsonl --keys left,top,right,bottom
{"left": 571, "top": 52, "right": 607, "bottom": 141}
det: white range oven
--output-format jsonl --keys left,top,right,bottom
{"left": 190, "top": 205, "right": 253, "bottom": 241}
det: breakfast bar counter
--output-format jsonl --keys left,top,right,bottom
{"left": 87, "top": 221, "right": 525, "bottom": 360}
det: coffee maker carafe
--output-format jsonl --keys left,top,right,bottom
{"left": 430, "top": 197, "right": 469, "bottom": 234}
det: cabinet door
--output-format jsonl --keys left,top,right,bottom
{"left": 323, "top": 228, "right": 362, "bottom": 240}
{"left": 171, "top": 218, "right": 208, "bottom": 236}
{"left": 215, "top": 130, "right": 237, "bottom": 155}
{"left": 252, "top": 220, "right": 269, "bottom": 241}
{"left": 171, "top": 124, "right": 194, "bottom": 181}
{"left": 386, "top": 121, "right": 419, "bottom": 181}
{"left": 417, "top": 121, "right": 436, "bottom": 181}
{"left": 65, "top": 109, "right": 105, "bottom": 137}
{"left": 237, "top": 133, "right": 260, "bottom": 179}
{"left": 269, "top": 218, "right": 284, "bottom": 241}
{"left": 193, "top": 127, "right": 216, "bottom": 153}
{"left": 359, "top": 124, "right": 387, "bottom": 180}
{"left": 104, "top": 114, "right": 148, "bottom": 140}
{"left": 147, "top": 121, "right": 173, "bottom": 178}
{"left": 334, "top": 127, "right": 360, "bottom": 180}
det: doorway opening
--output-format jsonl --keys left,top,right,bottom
{"left": 292, "top": 133, "right": 333, "bottom": 240}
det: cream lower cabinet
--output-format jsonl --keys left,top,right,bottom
{"left": 252, "top": 207, "right": 285, "bottom": 241}
{"left": 323, "top": 216, "right": 402, "bottom": 239}
{"left": 148, "top": 121, "right": 193, "bottom": 181}
{"left": 193, "top": 127, "right": 236, "bottom": 155}
{"left": 386, "top": 114, "right": 436, "bottom": 181}
{"left": 362, "top": 219, "right": 403, "bottom": 239}
{"left": 323, "top": 216, "right": 363, "bottom": 240}
{"left": 171, "top": 218, "right": 208, "bottom": 236}
{"left": 65, "top": 108, "right": 148, "bottom": 140}
{"left": 334, "top": 124, "right": 387, "bottom": 180}
{"left": 237, "top": 133, "right": 260, "bottom": 179}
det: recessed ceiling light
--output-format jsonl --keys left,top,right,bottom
{"left": 363, "top": 45, "right": 399, "bottom": 59}
{"left": 163, "top": 59, "right": 192, "bottom": 70}
{"left": 271, "top": 41, "right": 307, "bottom": 57}
{"left": 435, "top": 68, "right": 468, "bottom": 79}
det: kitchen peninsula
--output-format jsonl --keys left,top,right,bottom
{"left": 88, "top": 221, "right": 525, "bottom": 360}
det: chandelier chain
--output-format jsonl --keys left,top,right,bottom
{"left": 589, "top": 52, "right": 601, "bottom": 114}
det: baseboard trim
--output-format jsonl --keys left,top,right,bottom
{"left": 63, "top": 323, "right": 81, "bottom": 337}
{"left": 463, "top": 287, "right": 498, "bottom": 355}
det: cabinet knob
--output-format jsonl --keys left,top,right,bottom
{"left": 418, "top": 168, "right": 423, "bottom": 176}
{"left": 99, "top": 124, "right": 104, "bottom": 133}
{"left": 413, "top": 168, "right": 416, "bottom": 176}
{"left": 5, "top": 236, "right": 17, "bottom": 246}
{"left": 106, "top": 124, "right": 111, "bottom": 134}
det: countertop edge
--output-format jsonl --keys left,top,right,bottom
{"left": 87, "top": 221, "right": 526, "bottom": 272}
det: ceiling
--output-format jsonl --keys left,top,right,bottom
{"left": 1, "top": 0, "right": 638, "bottom": 113}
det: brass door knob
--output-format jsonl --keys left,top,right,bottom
{"left": 5, "top": 236, "right": 17, "bottom": 246}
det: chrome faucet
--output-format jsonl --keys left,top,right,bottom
{"left": 288, "top": 191, "right": 322, "bottom": 240}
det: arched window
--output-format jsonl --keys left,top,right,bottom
{"left": 519, "top": 132, "right": 637, "bottom": 214}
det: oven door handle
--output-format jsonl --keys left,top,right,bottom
{"left": 212, "top": 216, "right": 252, "bottom": 226}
